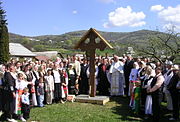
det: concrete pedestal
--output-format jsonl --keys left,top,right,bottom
{"left": 75, "top": 95, "right": 110, "bottom": 105}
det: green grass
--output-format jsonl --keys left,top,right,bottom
{"left": 29, "top": 97, "right": 179, "bottom": 122}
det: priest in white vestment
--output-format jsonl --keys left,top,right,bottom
{"left": 109, "top": 56, "right": 125, "bottom": 96}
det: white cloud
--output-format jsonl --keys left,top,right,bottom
{"left": 158, "top": 5, "right": 180, "bottom": 31}
{"left": 103, "top": 6, "right": 146, "bottom": 28}
{"left": 150, "top": 5, "right": 164, "bottom": 11}
{"left": 72, "top": 10, "right": 78, "bottom": 14}
{"left": 98, "top": 0, "right": 116, "bottom": 4}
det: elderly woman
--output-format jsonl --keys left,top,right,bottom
{"left": 143, "top": 66, "right": 155, "bottom": 119}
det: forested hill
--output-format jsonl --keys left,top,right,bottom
{"left": 9, "top": 29, "right": 166, "bottom": 56}
{"left": 9, "top": 29, "right": 160, "bottom": 46}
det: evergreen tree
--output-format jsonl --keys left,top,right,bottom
{"left": 0, "top": 1, "right": 9, "bottom": 64}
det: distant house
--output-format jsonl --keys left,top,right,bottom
{"left": 34, "top": 51, "right": 63, "bottom": 61}
{"left": 34, "top": 51, "right": 58, "bottom": 58}
{"left": 35, "top": 55, "right": 50, "bottom": 61}
{"left": 9, "top": 43, "right": 36, "bottom": 60}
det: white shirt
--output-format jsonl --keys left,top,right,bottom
{"left": 21, "top": 93, "right": 30, "bottom": 105}
{"left": 44, "top": 75, "right": 54, "bottom": 91}
{"left": 73, "top": 60, "right": 81, "bottom": 76}
{"left": 15, "top": 79, "right": 28, "bottom": 90}
{"left": 53, "top": 70, "right": 61, "bottom": 83}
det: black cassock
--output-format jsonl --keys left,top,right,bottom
{"left": 97, "top": 63, "right": 110, "bottom": 96}
{"left": 79, "top": 63, "right": 89, "bottom": 94}
{"left": 124, "top": 60, "right": 134, "bottom": 96}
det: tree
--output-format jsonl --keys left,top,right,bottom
{"left": 33, "top": 45, "right": 45, "bottom": 51}
{"left": 136, "top": 28, "right": 180, "bottom": 63}
{"left": 0, "top": 1, "right": 9, "bottom": 64}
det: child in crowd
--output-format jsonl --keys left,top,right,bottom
{"left": 60, "top": 69, "right": 68, "bottom": 102}
{"left": 21, "top": 88, "right": 30, "bottom": 121}
{"left": 129, "top": 81, "right": 136, "bottom": 108}
{"left": 134, "top": 81, "right": 141, "bottom": 114}
{"left": 37, "top": 77, "right": 45, "bottom": 107}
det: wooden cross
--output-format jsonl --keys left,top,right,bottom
{"left": 75, "top": 28, "right": 113, "bottom": 97}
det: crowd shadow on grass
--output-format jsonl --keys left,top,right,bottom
{"left": 110, "top": 96, "right": 177, "bottom": 122}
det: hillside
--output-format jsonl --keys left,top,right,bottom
{"left": 32, "top": 29, "right": 159, "bottom": 44}
{"left": 8, "top": 29, "right": 167, "bottom": 56}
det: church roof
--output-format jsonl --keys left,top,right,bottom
{"left": 9, "top": 43, "right": 36, "bottom": 57}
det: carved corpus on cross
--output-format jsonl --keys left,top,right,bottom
{"left": 75, "top": 28, "right": 113, "bottom": 97}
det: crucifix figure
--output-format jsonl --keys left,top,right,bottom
{"left": 75, "top": 28, "right": 113, "bottom": 97}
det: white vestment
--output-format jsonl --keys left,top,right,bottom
{"left": 109, "top": 61, "right": 125, "bottom": 96}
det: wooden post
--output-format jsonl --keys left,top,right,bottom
{"left": 89, "top": 32, "right": 96, "bottom": 97}
{"left": 89, "top": 49, "right": 95, "bottom": 97}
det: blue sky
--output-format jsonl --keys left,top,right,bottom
{"left": 1, "top": 0, "right": 180, "bottom": 36}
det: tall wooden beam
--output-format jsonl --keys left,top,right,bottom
{"left": 74, "top": 28, "right": 113, "bottom": 97}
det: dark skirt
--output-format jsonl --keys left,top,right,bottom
{"left": 79, "top": 77, "right": 89, "bottom": 94}
{"left": 2, "top": 90, "right": 15, "bottom": 119}
{"left": 68, "top": 75, "right": 76, "bottom": 94}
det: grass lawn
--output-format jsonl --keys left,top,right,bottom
{"left": 29, "top": 97, "right": 178, "bottom": 122}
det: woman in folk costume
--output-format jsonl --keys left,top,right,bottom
{"left": 38, "top": 65, "right": 46, "bottom": 78}
{"left": 137, "top": 61, "right": 146, "bottom": 107}
{"left": 32, "top": 65, "right": 40, "bottom": 105}
{"left": 44, "top": 69, "right": 54, "bottom": 105}
{"left": 60, "top": 69, "right": 68, "bottom": 102}
{"left": 15, "top": 73, "right": 31, "bottom": 121}
{"left": 109, "top": 55, "right": 125, "bottom": 96}
{"left": 163, "top": 61, "right": 174, "bottom": 111}
{"left": 2, "top": 64, "right": 17, "bottom": 122}
{"left": 147, "top": 67, "right": 164, "bottom": 122}
{"left": 142, "top": 66, "right": 155, "bottom": 118}
{"left": 138, "top": 61, "right": 146, "bottom": 81}
{"left": 24, "top": 64, "right": 37, "bottom": 106}
{"left": 129, "top": 62, "right": 139, "bottom": 108}
{"left": 67, "top": 63, "right": 77, "bottom": 95}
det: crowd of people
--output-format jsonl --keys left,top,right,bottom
{"left": 0, "top": 54, "right": 179, "bottom": 122}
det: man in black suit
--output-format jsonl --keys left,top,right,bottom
{"left": 79, "top": 58, "right": 89, "bottom": 94}
{"left": 124, "top": 55, "right": 134, "bottom": 96}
